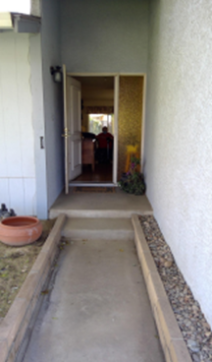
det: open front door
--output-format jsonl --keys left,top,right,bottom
{"left": 63, "top": 65, "right": 82, "bottom": 193}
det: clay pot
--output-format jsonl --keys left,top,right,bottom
{"left": 0, "top": 216, "right": 43, "bottom": 246}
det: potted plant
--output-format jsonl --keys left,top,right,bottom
{"left": 118, "top": 156, "right": 146, "bottom": 195}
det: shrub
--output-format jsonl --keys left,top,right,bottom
{"left": 118, "top": 157, "right": 146, "bottom": 195}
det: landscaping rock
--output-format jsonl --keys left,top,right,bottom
{"left": 139, "top": 215, "right": 212, "bottom": 362}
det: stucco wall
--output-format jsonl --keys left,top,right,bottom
{"left": 41, "top": 0, "right": 64, "bottom": 211}
{"left": 0, "top": 33, "right": 36, "bottom": 215}
{"left": 60, "top": 0, "right": 149, "bottom": 73}
{"left": 145, "top": 0, "right": 212, "bottom": 326}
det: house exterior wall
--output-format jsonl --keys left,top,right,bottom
{"left": 0, "top": 33, "right": 36, "bottom": 215}
{"left": 29, "top": 33, "right": 48, "bottom": 219}
{"left": 60, "top": 0, "right": 149, "bottom": 73}
{"left": 31, "top": 0, "right": 41, "bottom": 16}
{"left": 145, "top": 0, "right": 212, "bottom": 327}
{"left": 40, "top": 0, "right": 64, "bottom": 212}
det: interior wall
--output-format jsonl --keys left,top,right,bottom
{"left": 60, "top": 0, "right": 149, "bottom": 73}
{"left": 118, "top": 76, "right": 143, "bottom": 180}
{"left": 41, "top": 0, "right": 64, "bottom": 212}
{"left": 81, "top": 86, "right": 114, "bottom": 131}
{"left": 0, "top": 33, "right": 36, "bottom": 216}
{"left": 145, "top": 0, "right": 212, "bottom": 327}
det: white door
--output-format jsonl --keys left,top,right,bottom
{"left": 63, "top": 65, "right": 82, "bottom": 194}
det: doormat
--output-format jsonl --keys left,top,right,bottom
{"left": 73, "top": 187, "right": 116, "bottom": 193}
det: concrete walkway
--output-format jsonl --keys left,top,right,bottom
{"left": 23, "top": 239, "right": 164, "bottom": 362}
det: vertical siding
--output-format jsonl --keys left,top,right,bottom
{"left": 0, "top": 33, "right": 36, "bottom": 215}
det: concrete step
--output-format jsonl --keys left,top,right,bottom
{"left": 49, "top": 192, "right": 153, "bottom": 219}
{"left": 49, "top": 209, "right": 153, "bottom": 219}
{"left": 50, "top": 208, "right": 152, "bottom": 219}
{"left": 62, "top": 218, "right": 134, "bottom": 240}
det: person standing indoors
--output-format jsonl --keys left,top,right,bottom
{"left": 96, "top": 127, "right": 113, "bottom": 163}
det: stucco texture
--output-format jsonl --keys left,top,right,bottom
{"left": 60, "top": 0, "right": 149, "bottom": 73}
{"left": 145, "top": 0, "right": 212, "bottom": 327}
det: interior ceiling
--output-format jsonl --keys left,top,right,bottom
{"left": 74, "top": 76, "right": 114, "bottom": 89}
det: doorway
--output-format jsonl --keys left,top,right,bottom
{"left": 62, "top": 72, "right": 117, "bottom": 191}
{"left": 72, "top": 113, "right": 114, "bottom": 182}
{"left": 62, "top": 70, "right": 145, "bottom": 193}
{"left": 73, "top": 76, "right": 114, "bottom": 184}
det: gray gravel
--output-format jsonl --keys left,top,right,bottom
{"left": 139, "top": 215, "right": 212, "bottom": 362}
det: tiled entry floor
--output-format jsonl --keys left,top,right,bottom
{"left": 73, "top": 163, "right": 113, "bottom": 182}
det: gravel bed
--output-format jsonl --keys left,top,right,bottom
{"left": 139, "top": 215, "right": 212, "bottom": 362}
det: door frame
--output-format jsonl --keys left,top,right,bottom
{"left": 66, "top": 72, "right": 147, "bottom": 185}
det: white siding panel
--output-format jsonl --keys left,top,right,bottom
{"left": 16, "top": 35, "right": 35, "bottom": 178}
{"left": 1, "top": 34, "right": 22, "bottom": 178}
{"left": 0, "top": 179, "right": 10, "bottom": 208}
{"left": 23, "top": 178, "right": 36, "bottom": 215}
{"left": 0, "top": 105, "right": 7, "bottom": 177}
{"left": 0, "top": 178, "right": 36, "bottom": 216}
{"left": 8, "top": 178, "right": 24, "bottom": 215}
{"left": 0, "top": 32, "right": 36, "bottom": 216}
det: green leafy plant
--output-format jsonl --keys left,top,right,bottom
{"left": 118, "top": 156, "right": 146, "bottom": 195}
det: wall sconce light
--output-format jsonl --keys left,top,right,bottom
{"left": 50, "top": 66, "right": 62, "bottom": 83}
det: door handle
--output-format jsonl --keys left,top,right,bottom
{"left": 62, "top": 128, "right": 70, "bottom": 138}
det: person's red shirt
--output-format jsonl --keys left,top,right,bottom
{"left": 96, "top": 132, "right": 113, "bottom": 149}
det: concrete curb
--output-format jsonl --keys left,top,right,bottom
{"left": 132, "top": 214, "right": 192, "bottom": 362}
{"left": 0, "top": 214, "right": 66, "bottom": 362}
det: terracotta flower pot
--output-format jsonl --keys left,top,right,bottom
{"left": 0, "top": 216, "right": 43, "bottom": 246}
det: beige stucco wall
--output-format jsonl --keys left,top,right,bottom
{"left": 145, "top": 0, "right": 212, "bottom": 327}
